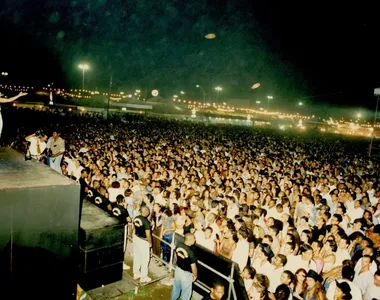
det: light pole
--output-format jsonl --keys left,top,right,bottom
{"left": 1, "top": 72, "right": 8, "bottom": 84}
{"left": 196, "top": 85, "right": 206, "bottom": 104}
{"left": 78, "top": 64, "right": 89, "bottom": 90}
{"left": 267, "top": 95, "right": 273, "bottom": 111}
{"left": 107, "top": 76, "right": 112, "bottom": 121}
{"left": 215, "top": 86, "right": 222, "bottom": 103}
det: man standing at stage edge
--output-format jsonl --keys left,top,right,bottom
{"left": 47, "top": 131, "right": 65, "bottom": 173}
{"left": 171, "top": 233, "right": 198, "bottom": 300}
{"left": 133, "top": 205, "right": 152, "bottom": 283}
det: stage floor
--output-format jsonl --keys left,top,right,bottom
{"left": 86, "top": 242, "right": 203, "bottom": 300}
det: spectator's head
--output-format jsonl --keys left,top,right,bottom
{"left": 209, "top": 278, "right": 225, "bottom": 300}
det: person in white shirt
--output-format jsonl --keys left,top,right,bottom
{"left": 232, "top": 228, "right": 250, "bottom": 271}
{"left": 287, "top": 244, "right": 317, "bottom": 274}
{"left": 353, "top": 255, "right": 374, "bottom": 295}
{"left": 252, "top": 243, "right": 274, "bottom": 279}
{"left": 47, "top": 131, "right": 65, "bottom": 173}
{"left": 269, "top": 254, "right": 287, "bottom": 293}
{"left": 108, "top": 181, "right": 125, "bottom": 204}
{"left": 354, "top": 246, "right": 377, "bottom": 276}
{"left": 197, "top": 227, "right": 215, "bottom": 252}
{"left": 326, "top": 265, "right": 362, "bottom": 300}
{"left": 347, "top": 199, "right": 364, "bottom": 222}
{"left": 364, "top": 270, "right": 380, "bottom": 300}
{"left": 240, "top": 265, "right": 256, "bottom": 292}
{"left": 25, "top": 131, "right": 48, "bottom": 161}
{"left": 334, "top": 237, "right": 351, "bottom": 268}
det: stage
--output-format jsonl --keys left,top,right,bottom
{"left": 0, "top": 148, "right": 81, "bottom": 299}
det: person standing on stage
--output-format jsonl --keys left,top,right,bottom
{"left": 47, "top": 131, "right": 65, "bottom": 173}
{"left": 133, "top": 205, "right": 153, "bottom": 283}
{"left": 0, "top": 92, "right": 27, "bottom": 141}
{"left": 171, "top": 233, "right": 198, "bottom": 300}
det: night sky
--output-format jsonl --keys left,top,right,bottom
{"left": 1, "top": 0, "right": 379, "bottom": 111}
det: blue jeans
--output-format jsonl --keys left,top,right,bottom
{"left": 162, "top": 232, "right": 173, "bottom": 263}
{"left": 170, "top": 267, "right": 193, "bottom": 300}
{"left": 50, "top": 154, "right": 63, "bottom": 173}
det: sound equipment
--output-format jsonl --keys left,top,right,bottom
{"left": 79, "top": 200, "right": 125, "bottom": 290}
{"left": 0, "top": 148, "right": 81, "bottom": 299}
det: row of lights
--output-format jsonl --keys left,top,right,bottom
{"left": 2, "top": 84, "right": 380, "bottom": 127}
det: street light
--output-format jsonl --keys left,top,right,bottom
{"left": 196, "top": 85, "right": 206, "bottom": 103}
{"left": 1, "top": 72, "right": 8, "bottom": 84}
{"left": 215, "top": 86, "right": 222, "bottom": 103}
{"left": 78, "top": 64, "right": 90, "bottom": 90}
{"left": 267, "top": 95, "right": 273, "bottom": 110}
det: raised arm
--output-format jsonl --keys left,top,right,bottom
{"left": 0, "top": 92, "right": 28, "bottom": 103}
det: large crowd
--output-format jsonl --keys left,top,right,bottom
{"left": 4, "top": 105, "right": 380, "bottom": 300}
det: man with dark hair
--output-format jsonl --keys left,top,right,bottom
{"left": 232, "top": 227, "right": 249, "bottom": 271}
{"left": 364, "top": 270, "right": 380, "bottom": 300}
{"left": 171, "top": 233, "right": 197, "bottom": 300}
{"left": 47, "top": 131, "right": 65, "bottom": 173}
{"left": 326, "top": 265, "right": 362, "bottom": 300}
{"left": 201, "top": 278, "right": 225, "bottom": 300}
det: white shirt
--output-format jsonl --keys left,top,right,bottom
{"left": 227, "top": 204, "right": 239, "bottom": 220}
{"left": 286, "top": 255, "right": 317, "bottom": 274}
{"left": 232, "top": 239, "right": 249, "bottom": 271}
{"left": 364, "top": 282, "right": 380, "bottom": 300}
{"left": 326, "top": 279, "right": 362, "bottom": 300}
{"left": 26, "top": 136, "right": 46, "bottom": 156}
{"left": 107, "top": 187, "right": 125, "bottom": 203}
{"left": 252, "top": 259, "right": 274, "bottom": 278}
{"left": 347, "top": 206, "right": 364, "bottom": 222}
{"left": 269, "top": 267, "right": 284, "bottom": 293}
{"left": 334, "top": 248, "right": 351, "bottom": 267}
{"left": 197, "top": 236, "right": 215, "bottom": 252}
{"left": 355, "top": 258, "right": 377, "bottom": 276}
{"left": 353, "top": 270, "right": 373, "bottom": 294}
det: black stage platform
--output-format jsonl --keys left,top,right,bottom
{"left": 0, "top": 148, "right": 81, "bottom": 299}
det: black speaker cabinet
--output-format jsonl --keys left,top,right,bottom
{"left": 0, "top": 148, "right": 81, "bottom": 299}
{"left": 79, "top": 200, "right": 124, "bottom": 290}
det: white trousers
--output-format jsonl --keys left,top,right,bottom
{"left": 133, "top": 235, "right": 150, "bottom": 279}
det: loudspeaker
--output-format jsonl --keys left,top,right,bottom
{"left": 79, "top": 200, "right": 124, "bottom": 290}
{"left": 0, "top": 148, "right": 81, "bottom": 299}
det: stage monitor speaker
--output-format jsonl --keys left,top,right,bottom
{"left": 79, "top": 200, "right": 124, "bottom": 290}
{"left": 0, "top": 148, "right": 81, "bottom": 300}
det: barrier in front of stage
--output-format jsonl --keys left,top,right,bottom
{"left": 84, "top": 188, "right": 247, "bottom": 299}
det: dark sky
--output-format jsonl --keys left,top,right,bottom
{"left": 1, "top": 0, "right": 379, "bottom": 110}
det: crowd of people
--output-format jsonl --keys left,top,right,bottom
{"left": 3, "top": 105, "right": 380, "bottom": 300}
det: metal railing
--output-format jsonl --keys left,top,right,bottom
{"left": 125, "top": 229, "right": 239, "bottom": 300}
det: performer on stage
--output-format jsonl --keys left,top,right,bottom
{"left": 0, "top": 92, "right": 27, "bottom": 140}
